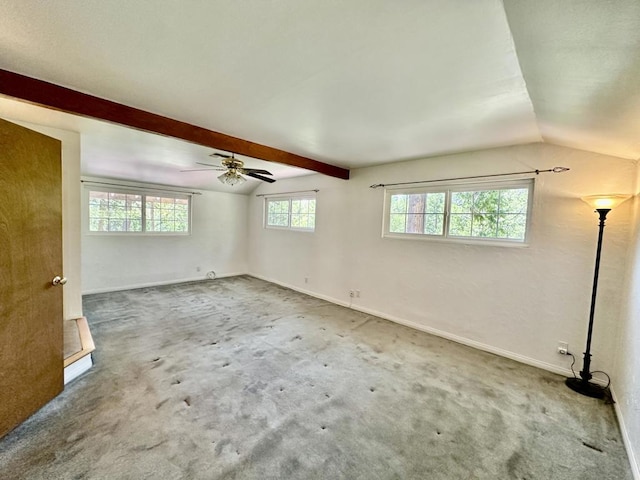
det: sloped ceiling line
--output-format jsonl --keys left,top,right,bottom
{"left": 499, "top": 0, "right": 543, "bottom": 143}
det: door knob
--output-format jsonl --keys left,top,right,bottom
{"left": 52, "top": 276, "right": 67, "bottom": 286}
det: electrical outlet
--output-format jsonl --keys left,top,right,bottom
{"left": 557, "top": 341, "right": 569, "bottom": 355}
{"left": 349, "top": 290, "right": 355, "bottom": 298}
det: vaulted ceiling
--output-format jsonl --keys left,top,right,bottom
{"left": 1, "top": 0, "right": 639, "bottom": 189}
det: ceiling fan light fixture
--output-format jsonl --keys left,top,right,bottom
{"left": 217, "top": 170, "right": 246, "bottom": 186}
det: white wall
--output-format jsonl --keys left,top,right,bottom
{"left": 6, "top": 120, "right": 83, "bottom": 320}
{"left": 82, "top": 178, "right": 248, "bottom": 293}
{"left": 249, "top": 143, "right": 635, "bottom": 378}
{"left": 613, "top": 164, "right": 640, "bottom": 478}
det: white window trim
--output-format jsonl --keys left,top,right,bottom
{"left": 382, "top": 178, "right": 534, "bottom": 247}
{"left": 264, "top": 194, "right": 316, "bottom": 232}
{"left": 84, "top": 186, "right": 192, "bottom": 235}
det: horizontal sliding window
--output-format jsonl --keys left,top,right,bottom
{"left": 389, "top": 191, "right": 446, "bottom": 236}
{"left": 265, "top": 195, "right": 316, "bottom": 231}
{"left": 88, "top": 188, "right": 191, "bottom": 234}
{"left": 145, "top": 195, "right": 190, "bottom": 233}
{"left": 383, "top": 179, "right": 533, "bottom": 244}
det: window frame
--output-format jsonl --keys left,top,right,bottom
{"left": 264, "top": 194, "right": 316, "bottom": 232}
{"left": 85, "top": 186, "right": 192, "bottom": 235}
{"left": 382, "top": 178, "right": 534, "bottom": 246}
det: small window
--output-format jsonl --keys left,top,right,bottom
{"left": 383, "top": 179, "right": 533, "bottom": 244}
{"left": 88, "top": 188, "right": 191, "bottom": 234}
{"left": 389, "top": 191, "right": 446, "bottom": 235}
{"left": 448, "top": 186, "right": 529, "bottom": 240}
{"left": 89, "top": 190, "right": 143, "bottom": 232}
{"left": 145, "top": 195, "right": 190, "bottom": 233}
{"left": 265, "top": 195, "right": 316, "bottom": 231}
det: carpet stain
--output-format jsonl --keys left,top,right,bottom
{"left": 215, "top": 438, "right": 232, "bottom": 456}
{"left": 583, "top": 442, "right": 604, "bottom": 453}
{"left": 412, "top": 383, "right": 426, "bottom": 393}
{"left": 150, "top": 358, "right": 164, "bottom": 368}
{"left": 506, "top": 451, "right": 524, "bottom": 477}
{"left": 134, "top": 440, "right": 166, "bottom": 452}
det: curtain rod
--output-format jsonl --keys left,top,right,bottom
{"left": 81, "top": 180, "right": 202, "bottom": 195}
{"left": 369, "top": 167, "right": 570, "bottom": 189}
{"left": 255, "top": 189, "right": 319, "bottom": 197}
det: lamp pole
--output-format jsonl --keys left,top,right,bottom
{"left": 566, "top": 208, "right": 609, "bottom": 399}
{"left": 566, "top": 194, "right": 630, "bottom": 398}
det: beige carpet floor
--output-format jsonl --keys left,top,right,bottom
{"left": 0, "top": 276, "right": 632, "bottom": 479}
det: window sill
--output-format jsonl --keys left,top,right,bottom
{"left": 86, "top": 232, "right": 191, "bottom": 237}
{"left": 382, "top": 233, "right": 529, "bottom": 248}
{"left": 265, "top": 226, "right": 315, "bottom": 233}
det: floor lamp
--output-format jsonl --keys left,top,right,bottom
{"left": 566, "top": 194, "right": 631, "bottom": 398}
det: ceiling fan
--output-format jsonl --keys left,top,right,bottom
{"left": 181, "top": 152, "right": 275, "bottom": 186}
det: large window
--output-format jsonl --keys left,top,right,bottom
{"left": 384, "top": 180, "right": 533, "bottom": 244}
{"left": 265, "top": 195, "right": 316, "bottom": 231}
{"left": 88, "top": 188, "right": 191, "bottom": 234}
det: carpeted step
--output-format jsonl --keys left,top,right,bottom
{"left": 63, "top": 317, "right": 95, "bottom": 384}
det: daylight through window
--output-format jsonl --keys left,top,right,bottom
{"left": 384, "top": 180, "right": 533, "bottom": 244}
{"left": 265, "top": 195, "right": 316, "bottom": 231}
{"left": 88, "top": 189, "right": 191, "bottom": 234}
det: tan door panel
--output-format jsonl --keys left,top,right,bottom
{"left": 0, "top": 118, "right": 63, "bottom": 438}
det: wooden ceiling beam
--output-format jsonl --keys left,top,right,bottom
{"left": 0, "top": 69, "right": 350, "bottom": 180}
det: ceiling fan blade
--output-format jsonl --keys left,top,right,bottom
{"left": 240, "top": 168, "right": 273, "bottom": 175}
{"left": 180, "top": 167, "right": 226, "bottom": 172}
{"left": 246, "top": 172, "right": 276, "bottom": 183}
{"left": 196, "top": 162, "right": 226, "bottom": 169}
{"left": 184, "top": 166, "right": 226, "bottom": 172}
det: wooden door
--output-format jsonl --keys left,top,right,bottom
{"left": 0, "top": 118, "right": 63, "bottom": 438}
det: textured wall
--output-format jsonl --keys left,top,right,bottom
{"left": 614, "top": 167, "right": 640, "bottom": 478}
{"left": 248, "top": 143, "right": 635, "bottom": 378}
{"left": 82, "top": 182, "right": 249, "bottom": 293}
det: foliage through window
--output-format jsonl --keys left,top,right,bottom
{"left": 384, "top": 180, "right": 532, "bottom": 244}
{"left": 88, "top": 188, "right": 191, "bottom": 234}
{"left": 145, "top": 195, "right": 190, "bottom": 233}
{"left": 265, "top": 195, "right": 316, "bottom": 231}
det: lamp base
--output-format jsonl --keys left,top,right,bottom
{"left": 565, "top": 377, "right": 605, "bottom": 399}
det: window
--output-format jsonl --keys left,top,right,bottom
{"left": 88, "top": 188, "right": 191, "bottom": 234}
{"left": 389, "top": 191, "right": 446, "bottom": 235}
{"left": 384, "top": 179, "right": 533, "bottom": 244}
{"left": 145, "top": 195, "right": 190, "bottom": 233}
{"left": 265, "top": 195, "right": 316, "bottom": 231}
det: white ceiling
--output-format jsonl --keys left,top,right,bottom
{"left": 1, "top": 0, "right": 639, "bottom": 190}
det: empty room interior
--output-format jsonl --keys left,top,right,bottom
{"left": 2, "top": 1, "right": 640, "bottom": 479}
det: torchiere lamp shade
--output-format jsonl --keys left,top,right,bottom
{"left": 581, "top": 194, "right": 631, "bottom": 210}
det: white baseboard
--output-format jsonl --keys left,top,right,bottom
{"left": 611, "top": 388, "right": 640, "bottom": 480}
{"left": 82, "top": 272, "right": 247, "bottom": 295}
{"left": 248, "top": 272, "right": 593, "bottom": 381}
{"left": 64, "top": 354, "right": 93, "bottom": 385}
